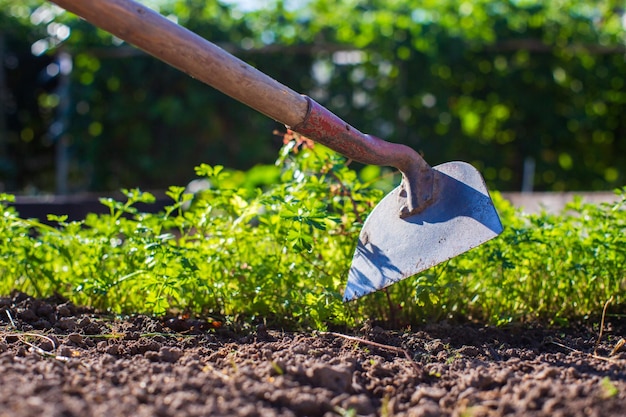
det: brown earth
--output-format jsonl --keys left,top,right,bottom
{"left": 0, "top": 292, "right": 625, "bottom": 417}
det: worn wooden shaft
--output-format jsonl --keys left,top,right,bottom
{"left": 50, "top": 0, "right": 308, "bottom": 127}
{"left": 50, "top": 0, "right": 434, "bottom": 215}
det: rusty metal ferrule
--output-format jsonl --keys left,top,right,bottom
{"left": 291, "top": 96, "right": 435, "bottom": 217}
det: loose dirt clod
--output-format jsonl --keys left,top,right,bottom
{"left": 0, "top": 292, "right": 625, "bottom": 417}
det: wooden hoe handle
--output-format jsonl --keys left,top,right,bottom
{"left": 49, "top": 0, "right": 434, "bottom": 216}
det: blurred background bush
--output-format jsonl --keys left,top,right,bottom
{"left": 1, "top": 0, "right": 624, "bottom": 195}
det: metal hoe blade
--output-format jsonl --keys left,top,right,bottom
{"left": 344, "top": 161, "right": 503, "bottom": 301}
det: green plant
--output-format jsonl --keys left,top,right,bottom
{"left": 1, "top": 138, "right": 625, "bottom": 329}
{"left": 439, "top": 189, "right": 626, "bottom": 325}
{"left": 0, "top": 137, "right": 381, "bottom": 328}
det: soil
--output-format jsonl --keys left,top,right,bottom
{"left": 1, "top": 292, "right": 624, "bottom": 417}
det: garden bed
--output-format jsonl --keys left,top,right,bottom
{"left": 1, "top": 292, "right": 624, "bottom": 417}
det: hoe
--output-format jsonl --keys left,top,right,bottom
{"left": 49, "top": 0, "right": 503, "bottom": 301}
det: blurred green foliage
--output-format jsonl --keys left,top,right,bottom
{"left": 1, "top": 0, "right": 625, "bottom": 193}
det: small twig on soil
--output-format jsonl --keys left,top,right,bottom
{"left": 610, "top": 339, "right": 626, "bottom": 357}
{"left": 23, "top": 339, "right": 70, "bottom": 362}
{"left": 547, "top": 338, "right": 621, "bottom": 363}
{"left": 0, "top": 329, "right": 71, "bottom": 362}
{"left": 319, "top": 331, "right": 420, "bottom": 373}
{"left": 594, "top": 295, "right": 614, "bottom": 356}
{"left": 4, "top": 310, "right": 54, "bottom": 350}
{"left": 5, "top": 310, "right": 16, "bottom": 328}
{"left": 546, "top": 296, "right": 624, "bottom": 365}
{"left": 2, "top": 313, "right": 73, "bottom": 362}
